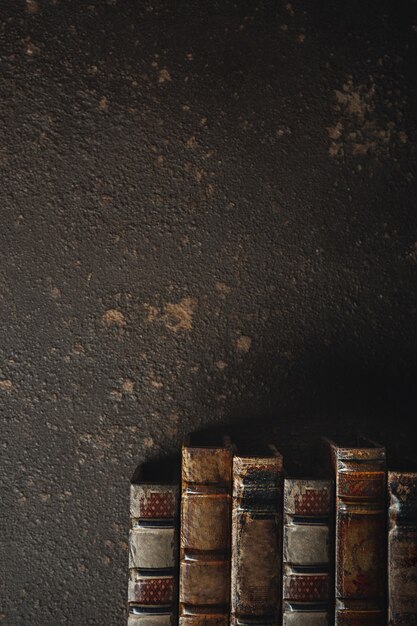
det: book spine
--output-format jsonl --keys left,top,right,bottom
{"left": 282, "top": 478, "right": 333, "bottom": 626}
{"left": 128, "top": 484, "right": 179, "bottom": 626}
{"left": 230, "top": 455, "right": 283, "bottom": 626}
{"left": 179, "top": 445, "right": 233, "bottom": 626}
{"left": 388, "top": 471, "right": 417, "bottom": 625}
{"left": 334, "top": 448, "right": 386, "bottom": 624}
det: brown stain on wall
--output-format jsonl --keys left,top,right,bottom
{"left": 0, "top": 379, "right": 13, "bottom": 392}
{"left": 158, "top": 69, "right": 172, "bottom": 83}
{"left": 144, "top": 298, "right": 198, "bottom": 332}
{"left": 328, "top": 77, "right": 408, "bottom": 160}
{"left": 101, "top": 309, "right": 126, "bottom": 328}
{"left": 236, "top": 335, "right": 252, "bottom": 353}
{"left": 25, "top": 0, "right": 39, "bottom": 14}
{"left": 164, "top": 298, "right": 197, "bottom": 332}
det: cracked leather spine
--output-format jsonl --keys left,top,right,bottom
{"left": 323, "top": 438, "right": 386, "bottom": 625}
{"left": 179, "top": 443, "right": 233, "bottom": 626}
{"left": 230, "top": 451, "right": 283, "bottom": 626}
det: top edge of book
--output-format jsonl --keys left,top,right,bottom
{"left": 182, "top": 444, "right": 232, "bottom": 450}
{"left": 336, "top": 446, "right": 386, "bottom": 460}
{"left": 322, "top": 436, "right": 386, "bottom": 460}
{"left": 388, "top": 471, "right": 417, "bottom": 501}
{"left": 284, "top": 478, "right": 333, "bottom": 515}
{"left": 182, "top": 445, "right": 233, "bottom": 485}
{"left": 284, "top": 477, "right": 333, "bottom": 487}
{"left": 233, "top": 454, "right": 283, "bottom": 472}
{"left": 389, "top": 470, "right": 417, "bottom": 479}
{"left": 130, "top": 483, "right": 179, "bottom": 520}
{"left": 130, "top": 481, "right": 178, "bottom": 489}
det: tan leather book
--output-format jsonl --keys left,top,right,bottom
{"left": 282, "top": 478, "right": 333, "bottom": 625}
{"left": 322, "top": 437, "right": 386, "bottom": 625}
{"left": 230, "top": 445, "right": 283, "bottom": 626}
{"left": 127, "top": 462, "right": 179, "bottom": 626}
{"left": 179, "top": 436, "right": 233, "bottom": 626}
{"left": 388, "top": 470, "right": 417, "bottom": 625}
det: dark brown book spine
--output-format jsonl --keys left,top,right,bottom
{"left": 282, "top": 478, "right": 333, "bottom": 625}
{"left": 327, "top": 441, "right": 386, "bottom": 625}
{"left": 179, "top": 444, "right": 233, "bottom": 626}
{"left": 230, "top": 453, "right": 283, "bottom": 626}
{"left": 388, "top": 471, "right": 417, "bottom": 625}
{"left": 128, "top": 483, "right": 179, "bottom": 626}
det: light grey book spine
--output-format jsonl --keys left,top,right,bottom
{"left": 282, "top": 478, "right": 333, "bottom": 626}
{"left": 127, "top": 483, "right": 179, "bottom": 626}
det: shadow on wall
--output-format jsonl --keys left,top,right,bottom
{"left": 133, "top": 319, "right": 417, "bottom": 479}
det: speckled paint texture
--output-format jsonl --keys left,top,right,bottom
{"left": 1, "top": 0, "right": 417, "bottom": 624}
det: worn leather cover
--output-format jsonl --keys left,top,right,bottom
{"left": 324, "top": 439, "right": 386, "bottom": 625}
{"left": 282, "top": 606, "right": 333, "bottom": 626}
{"left": 127, "top": 483, "right": 179, "bottom": 626}
{"left": 332, "top": 606, "right": 386, "bottom": 625}
{"left": 127, "top": 613, "right": 173, "bottom": 626}
{"left": 388, "top": 471, "right": 417, "bottom": 625}
{"left": 230, "top": 453, "right": 283, "bottom": 626}
{"left": 179, "top": 444, "right": 233, "bottom": 626}
{"left": 282, "top": 478, "right": 333, "bottom": 625}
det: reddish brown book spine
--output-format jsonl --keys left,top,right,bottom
{"left": 324, "top": 439, "right": 386, "bottom": 625}
{"left": 388, "top": 471, "right": 417, "bottom": 625}
{"left": 179, "top": 443, "right": 233, "bottom": 626}
{"left": 230, "top": 450, "right": 283, "bottom": 626}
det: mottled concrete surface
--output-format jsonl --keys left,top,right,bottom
{"left": 1, "top": 0, "right": 417, "bottom": 623}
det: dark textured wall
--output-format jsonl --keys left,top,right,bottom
{"left": 1, "top": 0, "right": 417, "bottom": 624}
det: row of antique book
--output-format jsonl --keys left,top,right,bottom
{"left": 127, "top": 434, "right": 417, "bottom": 625}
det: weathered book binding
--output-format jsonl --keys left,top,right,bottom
{"left": 230, "top": 446, "right": 283, "bottom": 626}
{"left": 179, "top": 438, "right": 233, "bottom": 626}
{"left": 323, "top": 438, "right": 386, "bottom": 625}
{"left": 388, "top": 471, "right": 417, "bottom": 625}
{"left": 282, "top": 478, "right": 333, "bottom": 625}
{"left": 128, "top": 482, "right": 179, "bottom": 626}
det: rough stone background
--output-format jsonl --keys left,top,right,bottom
{"left": 1, "top": 0, "right": 417, "bottom": 623}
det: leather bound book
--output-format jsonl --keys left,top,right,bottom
{"left": 282, "top": 478, "right": 333, "bottom": 626}
{"left": 179, "top": 436, "right": 233, "bottom": 626}
{"left": 127, "top": 478, "right": 179, "bottom": 626}
{"left": 230, "top": 445, "right": 283, "bottom": 626}
{"left": 388, "top": 471, "right": 417, "bottom": 625}
{"left": 322, "top": 437, "right": 386, "bottom": 625}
